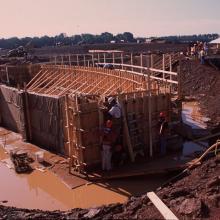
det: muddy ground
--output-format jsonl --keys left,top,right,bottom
{"left": 0, "top": 154, "right": 219, "bottom": 219}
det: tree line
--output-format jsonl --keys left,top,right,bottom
{"left": 0, "top": 32, "right": 218, "bottom": 49}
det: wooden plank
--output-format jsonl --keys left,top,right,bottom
{"left": 148, "top": 71, "right": 153, "bottom": 157}
{"left": 119, "top": 96, "right": 135, "bottom": 162}
{"left": 147, "top": 192, "right": 178, "bottom": 220}
{"left": 24, "top": 83, "right": 32, "bottom": 141}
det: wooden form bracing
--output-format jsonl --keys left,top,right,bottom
{"left": 65, "top": 90, "right": 172, "bottom": 173}
{"left": 27, "top": 65, "right": 154, "bottom": 96}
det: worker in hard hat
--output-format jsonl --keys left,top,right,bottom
{"left": 107, "top": 97, "right": 122, "bottom": 143}
{"left": 158, "top": 112, "right": 169, "bottom": 156}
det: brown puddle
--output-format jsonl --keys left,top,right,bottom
{"left": 0, "top": 161, "right": 128, "bottom": 211}
{"left": 0, "top": 145, "right": 170, "bottom": 211}
{"left": 0, "top": 127, "right": 170, "bottom": 211}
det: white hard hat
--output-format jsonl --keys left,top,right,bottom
{"left": 108, "top": 97, "right": 115, "bottom": 104}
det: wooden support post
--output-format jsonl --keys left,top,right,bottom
{"left": 5, "top": 66, "right": 9, "bottom": 84}
{"left": 69, "top": 54, "right": 71, "bottom": 66}
{"left": 54, "top": 56, "right": 57, "bottom": 65}
{"left": 65, "top": 95, "right": 72, "bottom": 173}
{"left": 177, "top": 64, "right": 182, "bottom": 100}
{"left": 92, "top": 54, "right": 95, "bottom": 67}
{"left": 131, "top": 53, "right": 133, "bottom": 72}
{"left": 169, "top": 54, "right": 172, "bottom": 72}
{"left": 97, "top": 53, "right": 100, "bottom": 63}
{"left": 98, "top": 98, "right": 104, "bottom": 146}
{"left": 104, "top": 53, "right": 106, "bottom": 63}
{"left": 140, "top": 53, "right": 143, "bottom": 73}
{"left": 162, "top": 54, "right": 165, "bottom": 71}
{"left": 75, "top": 95, "right": 85, "bottom": 172}
{"left": 112, "top": 52, "right": 115, "bottom": 64}
{"left": 61, "top": 55, "right": 64, "bottom": 65}
{"left": 151, "top": 54, "right": 154, "bottom": 68}
{"left": 77, "top": 54, "right": 79, "bottom": 66}
{"left": 121, "top": 53, "right": 124, "bottom": 70}
{"left": 24, "top": 83, "right": 32, "bottom": 141}
{"left": 147, "top": 71, "right": 153, "bottom": 157}
{"left": 83, "top": 55, "right": 86, "bottom": 66}
{"left": 162, "top": 54, "right": 165, "bottom": 80}
{"left": 119, "top": 96, "right": 135, "bottom": 162}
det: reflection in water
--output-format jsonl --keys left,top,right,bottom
{"left": 0, "top": 163, "right": 128, "bottom": 211}
{"left": 182, "top": 141, "right": 208, "bottom": 156}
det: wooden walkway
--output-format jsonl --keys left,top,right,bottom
{"left": 87, "top": 154, "right": 191, "bottom": 181}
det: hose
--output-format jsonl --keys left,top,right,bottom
{"left": 158, "top": 141, "right": 220, "bottom": 191}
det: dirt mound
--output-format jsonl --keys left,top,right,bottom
{"left": 0, "top": 155, "right": 219, "bottom": 219}
{"left": 181, "top": 59, "right": 220, "bottom": 128}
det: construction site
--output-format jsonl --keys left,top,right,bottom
{"left": 0, "top": 42, "right": 220, "bottom": 219}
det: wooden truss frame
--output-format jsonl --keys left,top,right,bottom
{"left": 27, "top": 65, "right": 147, "bottom": 96}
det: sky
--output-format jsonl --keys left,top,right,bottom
{"left": 0, "top": 0, "right": 219, "bottom": 38}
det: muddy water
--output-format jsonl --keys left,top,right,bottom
{"left": 0, "top": 146, "right": 169, "bottom": 211}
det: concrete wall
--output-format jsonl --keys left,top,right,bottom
{"left": 28, "top": 93, "right": 65, "bottom": 154}
{"left": 0, "top": 85, "right": 27, "bottom": 139}
{"left": 0, "top": 85, "right": 65, "bottom": 155}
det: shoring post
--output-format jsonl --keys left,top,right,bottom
{"left": 140, "top": 53, "right": 143, "bottom": 73}
{"left": 112, "top": 52, "right": 115, "bottom": 64}
{"left": 119, "top": 94, "right": 135, "bottom": 162}
{"left": 169, "top": 54, "right": 172, "bottom": 72}
{"left": 65, "top": 94, "right": 72, "bottom": 173}
{"left": 151, "top": 54, "right": 154, "bottom": 68}
{"left": 98, "top": 53, "right": 100, "bottom": 63}
{"left": 177, "top": 62, "right": 183, "bottom": 100}
{"left": 77, "top": 54, "right": 79, "bottom": 66}
{"left": 147, "top": 70, "right": 153, "bottom": 157}
{"left": 61, "top": 55, "right": 64, "bottom": 65}
{"left": 69, "top": 54, "right": 71, "bottom": 66}
{"left": 92, "top": 54, "right": 95, "bottom": 67}
{"left": 162, "top": 54, "right": 165, "bottom": 80}
{"left": 5, "top": 66, "right": 9, "bottom": 84}
{"left": 104, "top": 53, "right": 106, "bottom": 63}
{"left": 24, "top": 83, "right": 32, "bottom": 141}
{"left": 177, "top": 61, "right": 183, "bottom": 121}
{"left": 131, "top": 53, "right": 133, "bottom": 71}
{"left": 121, "top": 53, "right": 124, "bottom": 70}
{"left": 83, "top": 55, "right": 86, "bottom": 66}
{"left": 75, "top": 95, "right": 85, "bottom": 172}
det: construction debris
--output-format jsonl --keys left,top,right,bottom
{"left": 10, "top": 152, "right": 34, "bottom": 174}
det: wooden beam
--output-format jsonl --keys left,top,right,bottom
{"left": 147, "top": 192, "right": 178, "bottom": 220}
{"left": 148, "top": 71, "right": 153, "bottom": 157}
{"left": 121, "top": 53, "right": 124, "bottom": 70}
{"left": 118, "top": 96, "right": 135, "bottom": 162}
{"left": 37, "top": 71, "right": 59, "bottom": 93}
{"left": 28, "top": 70, "right": 52, "bottom": 91}
{"left": 24, "top": 83, "right": 32, "bottom": 141}
{"left": 26, "top": 69, "right": 43, "bottom": 88}
{"left": 45, "top": 70, "right": 72, "bottom": 94}
{"left": 28, "top": 69, "right": 49, "bottom": 90}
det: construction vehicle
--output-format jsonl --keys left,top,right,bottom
{"left": 7, "top": 46, "right": 27, "bottom": 58}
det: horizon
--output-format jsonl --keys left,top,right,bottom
{"left": 0, "top": 0, "right": 220, "bottom": 39}
{"left": 0, "top": 32, "right": 219, "bottom": 40}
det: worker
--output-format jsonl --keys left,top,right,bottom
{"left": 203, "top": 42, "right": 208, "bottom": 55}
{"left": 107, "top": 97, "right": 122, "bottom": 142}
{"left": 101, "top": 120, "right": 114, "bottom": 171}
{"left": 158, "top": 112, "right": 169, "bottom": 156}
{"left": 199, "top": 49, "right": 205, "bottom": 65}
